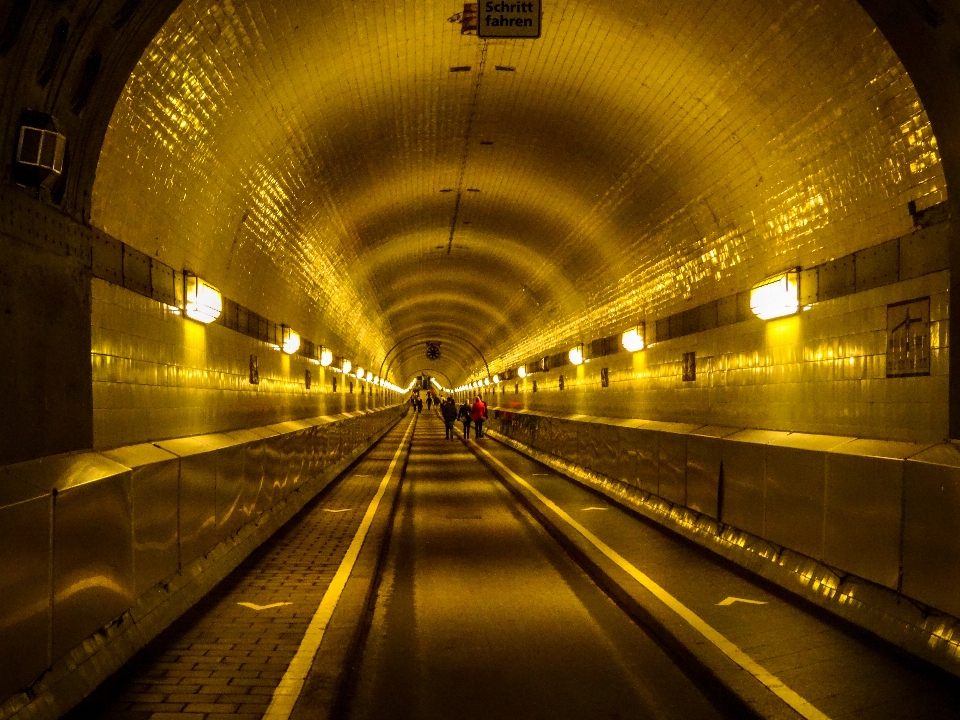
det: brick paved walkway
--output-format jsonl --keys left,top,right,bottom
{"left": 67, "top": 417, "right": 414, "bottom": 720}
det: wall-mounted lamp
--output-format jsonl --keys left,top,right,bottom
{"left": 356, "top": 367, "right": 365, "bottom": 380}
{"left": 484, "top": 378, "right": 490, "bottom": 386}
{"left": 518, "top": 366, "right": 527, "bottom": 378}
{"left": 183, "top": 273, "right": 222, "bottom": 324}
{"left": 621, "top": 325, "right": 645, "bottom": 352}
{"left": 366, "top": 371, "right": 373, "bottom": 382}
{"left": 569, "top": 344, "right": 584, "bottom": 365}
{"left": 320, "top": 347, "right": 334, "bottom": 366}
{"left": 281, "top": 326, "right": 300, "bottom": 355}
{"left": 14, "top": 112, "right": 66, "bottom": 189}
{"left": 493, "top": 374, "right": 500, "bottom": 383}
{"left": 342, "top": 359, "right": 352, "bottom": 375}
{"left": 750, "top": 269, "right": 800, "bottom": 320}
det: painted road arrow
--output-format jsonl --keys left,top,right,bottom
{"left": 238, "top": 602, "right": 293, "bottom": 611}
{"left": 717, "top": 597, "right": 768, "bottom": 607}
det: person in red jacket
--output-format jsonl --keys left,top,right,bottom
{"left": 471, "top": 396, "right": 487, "bottom": 439}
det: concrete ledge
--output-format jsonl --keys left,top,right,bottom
{"left": 485, "top": 429, "right": 960, "bottom": 681}
{"left": 0, "top": 412, "right": 404, "bottom": 720}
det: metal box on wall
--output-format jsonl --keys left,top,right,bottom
{"left": 764, "top": 433, "right": 854, "bottom": 561}
{"left": 903, "top": 442, "right": 960, "bottom": 615}
{"left": 721, "top": 430, "right": 790, "bottom": 538}
{"left": 686, "top": 426, "right": 740, "bottom": 519}
{"left": 17, "top": 453, "right": 135, "bottom": 663}
{"left": 825, "top": 439, "right": 931, "bottom": 590}
{"left": 0, "top": 476, "right": 52, "bottom": 701}
{"left": 101, "top": 443, "right": 180, "bottom": 595}
{"left": 156, "top": 437, "right": 219, "bottom": 567}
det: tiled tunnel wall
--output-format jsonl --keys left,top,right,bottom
{"left": 486, "top": 228, "right": 950, "bottom": 442}
{"left": 92, "top": 280, "right": 397, "bottom": 449}
{"left": 90, "top": 0, "right": 946, "bottom": 394}
{"left": 0, "top": 404, "right": 406, "bottom": 705}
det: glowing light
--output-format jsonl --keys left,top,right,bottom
{"left": 356, "top": 367, "right": 365, "bottom": 379}
{"left": 484, "top": 378, "right": 490, "bottom": 386}
{"left": 750, "top": 270, "right": 800, "bottom": 320}
{"left": 493, "top": 374, "right": 500, "bottom": 383}
{"left": 281, "top": 326, "right": 300, "bottom": 355}
{"left": 622, "top": 326, "right": 645, "bottom": 353}
{"left": 518, "top": 366, "right": 527, "bottom": 378}
{"left": 183, "top": 274, "right": 222, "bottom": 324}
{"left": 342, "top": 359, "right": 352, "bottom": 375}
{"left": 366, "top": 371, "right": 373, "bottom": 381}
{"left": 569, "top": 345, "right": 584, "bottom": 365}
{"left": 320, "top": 348, "right": 333, "bottom": 366}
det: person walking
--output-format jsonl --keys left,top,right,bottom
{"left": 416, "top": 396, "right": 423, "bottom": 414}
{"left": 457, "top": 398, "right": 472, "bottom": 439}
{"left": 471, "top": 395, "right": 487, "bottom": 439}
{"left": 441, "top": 397, "right": 457, "bottom": 439}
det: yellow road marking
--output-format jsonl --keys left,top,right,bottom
{"left": 473, "top": 443, "right": 831, "bottom": 720}
{"left": 264, "top": 417, "right": 416, "bottom": 720}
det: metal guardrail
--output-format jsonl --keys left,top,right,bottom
{"left": 0, "top": 405, "right": 405, "bottom": 703}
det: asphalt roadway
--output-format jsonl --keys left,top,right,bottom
{"left": 342, "top": 413, "right": 729, "bottom": 720}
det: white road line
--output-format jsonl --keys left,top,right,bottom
{"left": 263, "top": 417, "right": 415, "bottom": 720}
{"left": 473, "top": 444, "right": 831, "bottom": 720}
{"left": 718, "top": 597, "right": 768, "bottom": 607}
{"left": 238, "top": 602, "right": 292, "bottom": 611}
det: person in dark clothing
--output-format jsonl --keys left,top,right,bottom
{"left": 471, "top": 396, "right": 487, "bottom": 438}
{"left": 457, "top": 399, "right": 472, "bottom": 438}
{"left": 441, "top": 397, "right": 458, "bottom": 439}
{"left": 416, "top": 396, "right": 423, "bottom": 413}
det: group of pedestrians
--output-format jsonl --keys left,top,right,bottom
{"left": 438, "top": 395, "right": 486, "bottom": 440}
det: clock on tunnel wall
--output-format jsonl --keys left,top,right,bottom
{"left": 426, "top": 342, "right": 441, "bottom": 361}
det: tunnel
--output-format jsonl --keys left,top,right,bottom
{"left": 4, "top": 0, "right": 960, "bottom": 717}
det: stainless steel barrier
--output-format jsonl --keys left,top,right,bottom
{"left": 0, "top": 474, "right": 52, "bottom": 701}
{"left": 903, "top": 442, "right": 960, "bottom": 616}
{"left": 825, "top": 439, "right": 933, "bottom": 590}
{"left": 1, "top": 404, "right": 405, "bottom": 706}
{"left": 686, "top": 425, "right": 740, "bottom": 520}
{"left": 763, "top": 433, "right": 854, "bottom": 562}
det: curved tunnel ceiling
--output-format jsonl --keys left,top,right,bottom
{"left": 91, "top": 0, "right": 945, "bottom": 386}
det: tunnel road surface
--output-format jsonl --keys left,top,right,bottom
{"left": 342, "top": 412, "right": 730, "bottom": 720}
{"left": 66, "top": 411, "right": 733, "bottom": 720}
